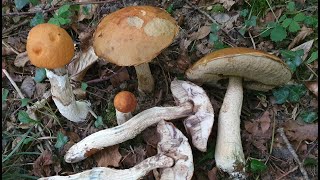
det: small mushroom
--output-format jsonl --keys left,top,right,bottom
{"left": 39, "top": 154, "right": 174, "bottom": 180}
{"left": 93, "top": 6, "right": 179, "bottom": 93}
{"left": 114, "top": 91, "right": 137, "bottom": 125}
{"left": 65, "top": 79, "right": 212, "bottom": 163}
{"left": 186, "top": 47, "right": 292, "bottom": 178}
{"left": 26, "top": 23, "right": 91, "bottom": 123}
{"left": 157, "top": 120, "right": 194, "bottom": 180}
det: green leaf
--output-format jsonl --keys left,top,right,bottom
{"left": 282, "top": 18, "right": 293, "bottom": 28}
{"left": 29, "top": 0, "right": 39, "bottom": 5}
{"left": 240, "top": 9, "right": 249, "bottom": 17}
{"left": 57, "top": 17, "right": 71, "bottom": 25}
{"left": 20, "top": 98, "right": 30, "bottom": 107}
{"left": 293, "top": 13, "right": 306, "bottom": 22}
{"left": 299, "top": 111, "right": 318, "bottom": 123}
{"left": 260, "top": 28, "right": 271, "bottom": 37}
{"left": 166, "top": 4, "right": 174, "bottom": 14}
{"left": 54, "top": 131, "right": 68, "bottom": 149}
{"left": 286, "top": 60, "right": 297, "bottom": 72}
{"left": 57, "top": 4, "right": 71, "bottom": 16}
{"left": 30, "top": 13, "right": 44, "bottom": 27}
{"left": 210, "top": 23, "right": 220, "bottom": 33}
{"left": 287, "top": 84, "right": 306, "bottom": 102}
{"left": 270, "top": 25, "right": 287, "bottom": 42}
{"left": 14, "top": 0, "right": 29, "bottom": 10}
{"left": 287, "top": 1, "right": 295, "bottom": 12}
{"left": 17, "top": 110, "right": 38, "bottom": 124}
{"left": 34, "top": 68, "right": 46, "bottom": 83}
{"left": 238, "top": 28, "right": 246, "bottom": 36}
{"left": 81, "top": 5, "right": 90, "bottom": 15}
{"left": 304, "top": 157, "right": 318, "bottom": 166}
{"left": 245, "top": 16, "right": 257, "bottom": 27}
{"left": 306, "top": 51, "right": 318, "bottom": 64}
{"left": 304, "top": 16, "right": 318, "bottom": 27}
{"left": 288, "top": 21, "right": 300, "bottom": 32}
{"left": 94, "top": 116, "right": 104, "bottom": 128}
{"left": 2, "top": 88, "right": 9, "bottom": 104}
{"left": 211, "top": 4, "right": 225, "bottom": 13}
{"left": 48, "top": 18, "right": 60, "bottom": 26}
{"left": 278, "top": 15, "right": 287, "bottom": 22}
{"left": 81, "top": 82, "right": 88, "bottom": 91}
{"left": 272, "top": 86, "right": 290, "bottom": 104}
{"left": 250, "top": 159, "right": 268, "bottom": 173}
{"left": 209, "top": 33, "right": 219, "bottom": 44}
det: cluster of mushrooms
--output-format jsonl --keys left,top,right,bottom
{"left": 26, "top": 5, "right": 292, "bottom": 180}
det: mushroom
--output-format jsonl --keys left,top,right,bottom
{"left": 186, "top": 47, "right": 292, "bottom": 178}
{"left": 26, "top": 23, "right": 91, "bottom": 123}
{"left": 64, "top": 79, "right": 212, "bottom": 163}
{"left": 93, "top": 6, "right": 179, "bottom": 93}
{"left": 114, "top": 91, "right": 137, "bottom": 125}
{"left": 39, "top": 154, "right": 174, "bottom": 180}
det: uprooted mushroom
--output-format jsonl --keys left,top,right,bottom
{"left": 26, "top": 23, "right": 91, "bottom": 123}
{"left": 64, "top": 79, "right": 214, "bottom": 163}
{"left": 186, "top": 47, "right": 292, "bottom": 178}
{"left": 39, "top": 120, "right": 194, "bottom": 180}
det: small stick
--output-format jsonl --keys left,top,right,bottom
{"left": 277, "top": 128, "right": 310, "bottom": 180}
{"left": 2, "top": 19, "right": 30, "bottom": 34}
{"left": 2, "top": 69, "right": 25, "bottom": 99}
{"left": 248, "top": 31, "right": 256, "bottom": 49}
{"left": 2, "top": 40, "right": 20, "bottom": 54}
{"left": 275, "top": 166, "right": 299, "bottom": 180}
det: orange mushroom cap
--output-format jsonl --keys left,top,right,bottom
{"left": 114, "top": 91, "right": 137, "bottom": 113}
{"left": 26, "top": 23, "right": 75, "bottom": 69}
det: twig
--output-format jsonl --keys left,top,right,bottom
{"left": 248, "top": 31, "right": 256, "bottom": 49}
{"left": 2, "top": 19, "right": 30, "bottom": 34}
{"left": 277, "top": 128, "right": 310, "bottom": 180}
{"left": 2, "top": 0, "right": 117, "bottom": 17}
{"left": 185, "top": 0, "right": 219, "bottom": 25}
{"left": 2, "top": 40, "right": 20, "bottom": 54}
{"left": 264, "top": 0, "right": 279, "bottom": 22}
{"left": 2, "top": 69, "right": 25, "bottom": 99}
{"left": 276, "top": 166, "right": 299, "bottom": 180}
{"left": 269, "top": 110, "right": 276, "bottom": 154}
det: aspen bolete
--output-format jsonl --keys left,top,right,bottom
{"left": 186, "top": 47, "right": 292, "bottom": 178}
{"left": 93, "top": 6, "right": 179, "bottom": 93}
{"left": 27, "top": 23, "right": 91, "bottom": 123}
{"left": 114, "top": 91, "right": 137, "bottom": 125}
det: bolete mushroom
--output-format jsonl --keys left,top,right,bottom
{"left": 26, "top": 23, "right": 91, "bottom": 123}
{"left": 185, "top": 47, "right": 292, "bottom": 178}
{"left": 114, "top": 91, "right": 137, "bottom": 125}
{"left": 93, "top": 6, "right": 179, "bottom": 93}
{"left": 64, "top": 79, "right": 212, "bottom": 163}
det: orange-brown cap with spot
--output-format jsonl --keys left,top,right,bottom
{"left": 26, "top": 23, "right": 75, "bottom": 69}
{"left": 114, "top": 91, "right": 137, "bottom": 113}
{"left": 93, "top": 6, "right": 179, "bottom": 66}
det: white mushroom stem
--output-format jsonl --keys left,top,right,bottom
{"left": 115, "top": 109, "right": 132, "bottom": 125}
{"left": 134, "top": 63, "right": 155, "bottom": 93}
{"left": 45, "top": 68, "right": 91, "bottom": 123}
{"left": 39, "top": 154, "right": 174, "bottom": 180}
{"left": 215, "top": 76, "right": 246, "bottom": 179}
{"left": 65, "top": 103, "right": 193, "bottom": 163}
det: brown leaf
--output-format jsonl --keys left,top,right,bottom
{"left": 33, "top": 150, "right": 53, "bottom": 177}
{"left": 188, "top": 26, "right": 211, "bottom": 41}
{"left": 77, "top": 0, "right": 98, "bottom": 22}
{"left": 305, "top": 81, "right": 318, "bottom": 97}
{"left": 143, "top": 126, "right": 160, "bottom": 147}
{"left": 95, "top": 145, "right": 122, "bottom": 168}
{"left": 208, "top": 167, "right": 218, "bottom": 180}
{"left": 257, "top": 111, "right": 271, "bottom": 133}
{"left": 2, "top": 46, "right": 16, "bottom": 56}
{"left": 288, "top": 26, "right": 313, "bottom": 50}
{"left": 284, "top": 121, "right": 318, "bottom": 142}
{"left": 20, "top": 76, "right": 35, "bottom": 98}
{"left": 110, "top": 68, "right": 130, "bottom": 87}
{"left": 264, "top": 8, "right": 283, "bottom": 23}
{"left": 213, "top": 0, "right": 236, "bottom": 11}
{"left": 34, "top": 83, "right": 48, "bottom": 99}
{"left": 14, "top": 52, "right": 29, "bottom": 67}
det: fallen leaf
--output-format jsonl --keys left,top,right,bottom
{"left": 213, "top": 13, "right": 230, "bottom": 24}
{"left": 73, "top": 88, "right": 87, "bottom": 100}
{"left": 2, "top": 61, "right": 6, "bottom": 78}
{"left": 2, "top": 46, "right": 16, "bottom": 56}
{"left": 258, "top": 111, "right": 271, "bottom": 133}
{"left": 110, "top": 68, "right": 130, "bottom": 87}
{"left": 264, "top": 8, "right": 283, "bottom": 23}
{"left": 213, "top": 0, "right": 236, "bottom": 11}
{"left": 208, "top": 167, "right": 218, "bottom": 180}
{"left": 77, "top": 0, "right": 98, "bottom": 22}
{"left": 78, "top": 28, "right": 94, "bottom": 52}
{"left": 143, "top": 126, "right": 160, "bottom": 147}
{"left": 196, "top": 43, "right": 211, "bottom": 54}
{"left": 188, "top": 26, "right": 211, "bottom": 41}
{"left": 20, "top": 76, "right": 35, "bottom": 98}
{"left": 284, "top": 121, "right": 318, "bottom": 142}
{"left": 290, "top": 39, "right": 314, "bottom": 61}
{"left": 288, "top": 26, "right": 313, "bottom": 50}
{"left": 14, "top": 52, "right": 29, "bottom": 67}
{"left": 33, "top": 150, "right": 53, "bottom": 177}
{"left": 305, "top": 81, "right": 318, "bottom": 97}
{"left": 95, "top": 145, "right": 122, "bottom": 168}
{"left": 34, "top": 83, "right": 48, "bottom": 99}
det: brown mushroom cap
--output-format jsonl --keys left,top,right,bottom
{"left": 26, "top": 23, "right": 74, "bottom": 69}
{"left": 93, "top": 6, "right": 179, "bottom": 66}
{"left": 186, "top": 47, "right": 292, "bottom": 91}
{"left": 114, "top": 91, "right": 137, "bottom": 113}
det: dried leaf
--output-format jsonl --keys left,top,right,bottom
{"left": 143, "top": 126, "right": 160, "bottom": 147}
{"left": 290, "top": 39, "right": 314, "bottom": 61}
{"left": 14, "top": 52, "right": 29, "bottom": 67}
{"left": 208, "top": 167, "right": 218, "bottom": 180}
{"left": 258, "top": 111, "right": 271, "bottom": 133}
{"left": 213, "top": 0, "right": 236, "bottom": 11}
{"left": 264, "top": 8, "right": 283, "bottom": 23}
{"left": 68, "top": 46, "right": 98, "bottom": 81}
{"left": 213, "top": 13, "right": 230, "bottom": 24}
{"left": 110, "top": 68, "right": 130, "bottom": 87}
{"left": 34, "top": 83, "right": 48, "bottom": 99}
{"left": 196, "top": 43, "right": 211, "bottom": 54}
{"left": 288, "top": 26, "right": 313, "bottom": 49}
{"left": 284, "top": 121, "right": 318, "bottom": 141}
{"left": 2, "top": 46, "right": 16, "bottom": 56}
{"left": 305, "top": 81, "right": 318, "bottom": 97}
{"left": 95, "top": 145, "right": 122, "bottom": 168}
{"left": 77, "top": 0, "right": 98, "bottom": 22}
{"left": 20, "top": 76, "right": 35, "bottom": 98}
{"left": 33, "top": 150, "right": 53, "bottom": 177}
{"left": 188, "top": 26, "right": 211, "bottom": 41}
